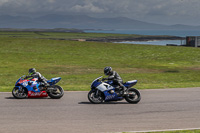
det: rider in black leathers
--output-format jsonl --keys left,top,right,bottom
{"left": 102, "top": 66, "right": 127, "bottom": 95}
{"left": 25, "top": 68, "right": 49, "bottom": 88}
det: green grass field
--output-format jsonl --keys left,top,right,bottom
{"left": 0, "top": 32, "right": 200, "bottom": 91}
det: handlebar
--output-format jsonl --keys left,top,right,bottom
{"left": 20, "top": 75, "right": 26, "bottom": 79}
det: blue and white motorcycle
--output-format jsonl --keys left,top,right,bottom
{"left": 88, "top": 76, "right": 141, "bottom": 104}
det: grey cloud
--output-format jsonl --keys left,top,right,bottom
{"left": 0, "top": 0, "right": 200, "bottom": 25}
{"left": 70, "top": 3, "right": 105, "bottom": 13}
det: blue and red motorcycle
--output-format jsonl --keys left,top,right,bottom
{"left": 12, "top": 75, "right": 64, "bottom": 99}
{"left": 88, "top": 76, "right": 141, "bottom": 104}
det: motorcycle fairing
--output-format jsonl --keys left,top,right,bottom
{"left": 103, "top": 90, "right": 123, "bottom": 101}
{"left": 15, "top": 79, "right": 29, "bottom": 86}
{"left": 124, "top": 80, "right": 137, "bottom": 88}
{"left": 28, "top": 91, "right": 48, "bottom": 98}
{"left": 26, "top": 80, "right": 48, "bottom": 97}
{"left": 15, "top": 77, "right": 46, "bottom": 97}
{"left": 96, "top": 82, "right": 114, "bottom": 92}
{"left": 96, "top": 82, "right": 123, "bottom": 102}
{"left": 91, "top": 76, "right": 102, "bottom": 89}
{"left": 26, "top": 83, "right": 40, "bottom": 92}
{"left": 91, "top": 80, "right": 101, "bottom": 89}
{"left": 47, "top": 77, "right": 61, "bottom": 85}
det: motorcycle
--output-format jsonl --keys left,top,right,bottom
{"left": 88, "top": 76, "right": 141, "bottom": 104}
{"left": 12, "top": 75, "right": 64, "bottom": 99}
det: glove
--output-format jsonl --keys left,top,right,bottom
{"left": 102, "top": 78, "right": 107, "bottom": 81}
{"left": 45, "top": 83, "right": 50, "bottom": 87}
{"left": 24, "top": 75, "right": 31, "bottom": 79}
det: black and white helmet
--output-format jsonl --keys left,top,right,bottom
{"left": 29, "top": 68, "right": 36, "bottom": 75}
{"left": 104, "top": 66, "right": 112, "bottom": 75}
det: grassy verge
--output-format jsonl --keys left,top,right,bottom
{"left": 0, "top": 32, "right": 200, "bottom": 92}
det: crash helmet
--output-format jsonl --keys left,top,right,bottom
{"left": 104, "top": 66, "right": 112, "bottom": 75}
{"left": 29, "top": 68, "right": 36, "bottom": 75}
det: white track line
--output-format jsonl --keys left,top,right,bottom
{"left": 123, "top": 128, "right": 200, "bottom": 133}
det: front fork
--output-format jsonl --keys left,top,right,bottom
{"left": 93, "top": 89, "right": 101, "bottom": 99}
{"left": 95, "top": 89, "right": 99, "bottom": 96}
{"left": 17, "top": 86, "right": 23, "bottom": 92}
{"left": 16, "top": 86, "right": 25, "bottom": 96}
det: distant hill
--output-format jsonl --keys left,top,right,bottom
{"left": 0, "top": 14, "right": 200, "bottom": 30}
{"left": 0, "top": 28, "right": 84, "bottom": 32}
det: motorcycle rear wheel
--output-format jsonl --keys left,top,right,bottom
{"left": 47, "top": 85, "right": 64, "bottom": 99}
{"left": 12, "top": 87, "right": 27, "bottom": 99}
{"left": 125, "top": 88, "right": 141, "bottom": 104}
{"left": 88, "top": 90, "right": 104, "bottom": 104}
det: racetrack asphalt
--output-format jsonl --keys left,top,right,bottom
{"left": 1, "top": 87, "right": 200, "bottom": 133}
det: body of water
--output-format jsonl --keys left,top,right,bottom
{"left": 85, "top": 29, "right": 200, "bottom": 45}
{"left": 85, "top": 29, "right": 200, "bottom": 37}
{"left": 117, "top": 40, "right": 184, "bottom": 46}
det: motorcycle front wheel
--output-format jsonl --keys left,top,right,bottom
{"left": 88, "top": 90, "right": 104, "bottom": 104}
{"left": 125, "top": 88, "right": 141, "bottom": 104}
{"left": 47, "top": 85, "right": 64, "bottom": 99}
{"left": 12, "top": 87, "right": 27, "bottom": 99}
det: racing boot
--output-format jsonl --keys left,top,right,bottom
{"left": 39, "top": 82, "right": 50, "bottom": 91}
{"left": 119, "top": 83, "right": 127, "bottom": 97}
{"left": 109, "top": 90, "right": 114, "bottom": 94}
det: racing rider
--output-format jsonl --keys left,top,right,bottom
{"left": 25, "top": 68, "right": 49, "bottom": 89}
{"left": 102, "top": 66, "right": 127, "bottom": 95}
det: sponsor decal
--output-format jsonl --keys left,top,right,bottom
{"left": 104, "top": 84, "right": 113, "bottom": 90}
{"left": 19, "top": 79, "right": 29, "bottom": 84}
{"left": 28, "top": 91, "right": 48, "bottom": 97}
{"left": 22, "top": 82, "right": 28, "bottom": 87}
{"left": 105, "top": 94, "right": 116, "bottom": 100}
{"left": 31, "top": 78, "right": 38, "bottom": 81}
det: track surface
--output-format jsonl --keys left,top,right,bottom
{"left": 1, "top": 88, "right": 200, "bottom": 133}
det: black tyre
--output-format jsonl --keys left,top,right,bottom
{"left": 88, "top": 90, "right": 104, "bottom": 104}
{"left": 48, "top": 85, "right": 64, "bottom": 99}
{"left": 12, "top": 87, "right": 27, "bottom": 99}
{"left": 125, "top": 88, "right": 141, "bottom": 104}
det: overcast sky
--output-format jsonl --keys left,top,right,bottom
{"left": 1, "top": 0, "right": 200, "bottom": 26}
